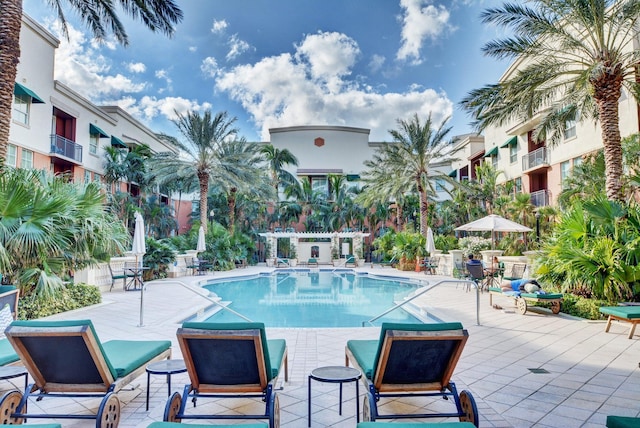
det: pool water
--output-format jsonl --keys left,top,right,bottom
{"left": 202, "top": 271, "right": 423, "bottom": 327}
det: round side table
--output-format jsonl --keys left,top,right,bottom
{"left": 308, "top": 365, "right": 361, "bottom": 427}
{"left": 0, "top": 365, "right": 28, "bottom": 391}
{"left": 145, "top": 359, "right": 187, "bottom": 411}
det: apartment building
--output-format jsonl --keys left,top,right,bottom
{"left": 450, "top": 57, "right": 640, "bottom": 207}
{"left": 10, "top": 14, "right": 184, "bottom": 222}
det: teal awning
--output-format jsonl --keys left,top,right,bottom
{"left": 484, "top": 146, "right": 498, "bottom": 157}
{"left": 90, "top": 124, "right": 109, "bottom": 138}
{"left": 14, "top": 83, "right": 44, "bottom": 103}
{"left": 448, "top": 170, "right": 457, "bottom": 177}
{"left": 111, "top": 136, "right": 127, "bottom": 148}
{"left": 500, "top": 136, "right": 517, "bottom": 148}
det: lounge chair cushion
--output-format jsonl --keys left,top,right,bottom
{"left": 606, "top": 416, "right": 640, "bottom": 428}
{"left": 102, "top": 340, "right": 172, "bottom": 378}
{"left": 599, "top": 306, "right": 640, "bottom": 319}
{"left": 148, "top": 423, "right": 267, "bottom": 428}
{"left": 489, "top": 287, "right": 562, "bottom": 299}
{"left": 182, "top": 321, "right": 284, "bottom": 381}
{"left": 0, "top": 337, "right": 19, "bottom": 365}
{"left": 358, "top": 423, "right": 476, "bottom": 428}
{"left": 347, "top": 322, "right": 464, "bottom": 380}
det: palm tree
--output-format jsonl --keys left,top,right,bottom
{"left": 460, "top": 0, "right": 640, "bottom": 202}
{"left": 360, "top": 113, "right": 457, "bottom": 241}
{"left": 154, "top": 110, "right": 269, "bottom": 233}
{"left": 0, "top": 0, "right": 182, "bottom": 164}
{"left": 260, "top": 144, "right": 299, "bottom": 196}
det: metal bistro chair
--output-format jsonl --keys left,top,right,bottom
{"left": 466, "top": 263, "right": 487, "bottom": 292}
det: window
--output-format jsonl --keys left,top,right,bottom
{"left": 94, "top": 173, "right": 101, "bottom": 183}
{"left": 20, "top": 149, "right": 33, "bottom": 169}
{"left": 6, "top": 145, "right": 17, "bottom": 167}
{"left": 311, "top": 177, "right": 328, "bottom": 198}
{"left": 435, "top": 178, "right": 445, "bottom": 192}
{"left": 12, "top": 94, "right": 30, "bottom": 125}
{"left": 564, "top": 117, "right": 577, "bottom": 140}
{"left": 491, "top": 154, "right": 498, "bottom": 169}
{"left": 89, "top": 133, "right": 99, "bottom": 155}
{"left": 573, "top": 156, "right": 583, "bottom": 168}
{"left": 515, "top": 177, "right": 522, "bottom": 193}
{"left": 84, "top": 170, "right": 91, "bottom": 183}
{"left": 509, "top": 144, "right": 518, "bottom": 164}
{"left": 560, "top": 161, "right": 571, "bottom": 188}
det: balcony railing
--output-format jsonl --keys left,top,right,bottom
{"left": 522, "top": 147, "right": 548, "bottom": 171}
{"left": 530, "top": 189, "right": 549, "bottom": 207}
{"left": 50, "top": 134, "right": 82, "bottom": 163}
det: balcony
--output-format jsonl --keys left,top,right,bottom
{"left": 522, "top": 147, "right": 548, "bottom": 171}
{"left": 50, "top": 134, "right": 82, "bottom": 163}
{"left": 530, "top": 189, "right": 549, "bottom": 207}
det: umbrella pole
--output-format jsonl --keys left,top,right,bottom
{"left": 137, "top": 255, "right": 144, "bottom": 327}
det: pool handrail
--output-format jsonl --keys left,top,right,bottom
{"left": 363, "top": 278, "right": 481, "bottom": 327}
{"left": 162, "top": 279, "right": 253, "bottom": 322}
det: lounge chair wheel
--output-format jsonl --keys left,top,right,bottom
{"left": 163, "top": 392, "right": 182, "bottom": 422}
{"left": 459, "top": 389, "right": 478, "bottom": 427}
{"left": 551, "top": 301, "right": 561, "bottom": 314}
{"left": 516, "top": 297, "right": 528, "bottom": 315}
{"left": 362, "top": 391, "right": 375, "bottom": 421}
{"left": 96, "top": 392, "right": 120, "bottom": 428}
{"left": 268, "top": 391, "right": 280, "bottom": 428}
{"left": 0, "top": 390, "right": 23, "bottom": 424}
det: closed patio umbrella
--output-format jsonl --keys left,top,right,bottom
{"left": 196, "top": 225, "right": 206, "bottom": 253}
{"left": 426, "top": 227, "right": 436, "bottom": 255}
{"left": 132, "top": 212, "right": 146, "bottom": 327}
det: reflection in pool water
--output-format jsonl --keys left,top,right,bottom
{"left": 202, "top": 271, "right": 424, "bottom": 327}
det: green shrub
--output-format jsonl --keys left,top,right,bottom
{"left": 18, "top": 283, "right": 102, "bottom": 320}
{"left": 557, "top": 293, "right": 608, "bottom": 320}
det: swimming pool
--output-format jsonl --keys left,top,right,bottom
{"left": 201, "top": 271, "right": 426, "bottom": 327}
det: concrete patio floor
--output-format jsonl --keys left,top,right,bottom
{"left": 3, "top": 266, "right": 639, "bottom": 427}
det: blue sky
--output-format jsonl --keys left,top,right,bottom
{"left": 22, "top": 0, "right": 507, "bottom": 142}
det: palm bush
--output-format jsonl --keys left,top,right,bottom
{"left": 391, "top": 230, "right": 426, "bottom": 271}
{"left": 537, "top": 197, "right": 640, "bottom": 303}
{"left": 0, "top": 168, "right": 128, "bottom": 297}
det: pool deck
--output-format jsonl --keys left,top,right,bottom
{"left": 3, "top": 266, "right": 640, "bottom": 427}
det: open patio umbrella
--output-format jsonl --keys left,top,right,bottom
{"left": 426, "top": 227, "right": 436, "bottom": 255}
{"left": 132, "top": 212, "right": 146, "bottom": 326}
{"left": 455, "top": 214, "right": 532, "bottom": 249}
{"left": 196, "top": 225, "right": 206, "bottom": 253}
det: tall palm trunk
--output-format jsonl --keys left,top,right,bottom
{"left": 227, "top": 187, "right": 237, "bottom": 234}
{"left": 593, "top": 68, "right": 624, "bottom": 202}
{"left": 0, "top": 0, "right": 23, "bottom": 163}
{"left": 198, "top": 172, "right": 209, "bottom": 233}
{"left": 417, "top": 180, "right": 428, "bottom": 236}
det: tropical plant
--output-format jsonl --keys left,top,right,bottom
{"left": 0, "top": 0, "right": 182, "bottom": 163}
{"left": 154, "top": 110, "right": 264, "bottom": 233}
{"left": 457, "top": 236, "right": 491, "bottom": 258}
{"left": 260, "top": 144, "right": 299, "bottom": 196}
{"left": 142, "top": 236, "right": 176, "bottom": 280}
{"left": 537, "top": 197, "right": 640, "bottom": 302}
{"left": 390, "top": 230, "right": 426, "bottom": 270}
{"left": 460, "top": 0, "right": 640, "bottom": 202}
{"left": 360, "top": 113, "right": 458, "bottom": 241}
{"left": 0, "top": 168, "right": 128, "bottom": 297}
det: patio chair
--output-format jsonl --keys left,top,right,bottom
{"left": 108, "top": 262, "right": 135, "bottom": 291}
{"left": 466, "top": 263, "right": 487, "bottom": 292}
{"left": 345, "top": 322, "right": 478, "bottom": 427}
{"left": 503, "top": 263, "right": 526, "bottom": 281}
{"left": 606, "top": 415, "right": 640, "bottom": 427}
{"left": 164, "top": 322, "right": 288, "bottom": 428}
{"left": 307, "top": 258, "right": 319, "bottom": 267}
{"left": 0, "top": 319, "right": 172, "bottom": 426}
{"left": 424, "top": 257, "right": 440, "bottom": 275}
{"left": 0, "top": 286, "right": 20, "bottom": 368}
{"left": 345, "top": 254, "right": 357, "bottom": 267}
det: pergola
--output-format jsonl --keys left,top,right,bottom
{"left": 259, "top": 231, "right": 370, "bottom": 264}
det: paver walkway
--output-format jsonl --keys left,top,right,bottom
{"left": 2, "top": 266, "right": 639, "bottom": 427}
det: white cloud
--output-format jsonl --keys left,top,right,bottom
{"left": 201, "top": 57, "right": 219, "bottom": 78}
{"left": 226, "top": 34, "right": 251, "bottom": 61}
{"left": 295, "top": 31, "right": 360, "bottom": 93}
{"left": 215, "top": 31, "right": 453, "bottom": 141}
{"left": 155, "top": 69, "right": 173, "bottom": 93}
{"left": 211, "top": 19, "right": 228, "bottom": 34}
{"left": 369, "top": 54, "right": 386, "bottom": 73}
{"left": 50, "top": 21, "right": 146, "bottom": 97}
{"left": 126, "top": 62, "right": 146, "bottom": 73}
{"left": 396, "top": 0, "right": 454, "bottom": 64}
{"left": 111, "top": 96, "right": 212, "bottom": 122}
{"left": 189, "top": 46, "right": 197, "bottom": 52}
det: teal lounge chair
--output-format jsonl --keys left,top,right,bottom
{"left": 0, "top": 286, "right": 20, "bottom": 368}
{"left": 0, "top": 319, "right": 171, "bottom": 427}
{"left": 346, "top": 322, "right": 478, "bottom": 427}
{"left": 600, "top": 306, "right": 640, "bottom": 339}
{"left": 345, "top": 254, "right": 357, "bottom": 267}
{"left": 606, "top": 415, "right": 640, "bottom": 427}
{"left": 358, "top": 423, "right": 476, "bottom": 428}
{"left": 164, "top": 322, "right": 287, "bottom": 428}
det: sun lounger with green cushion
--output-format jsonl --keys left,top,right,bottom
{"left": 606, "top": 415, "right": 640, "bottom": 427}
{"left": 600, "top": 306, "right": 640, "bottom": 339}
{"left": 149, "top": 423, "right": 267, "bottom": 428}
{"left": 488, "top": 286, "right": 563, "bottom": 315}
{"left": 164, "top": 322, "right": 287, "bottom": 428}
{"left": 345, "top": 322, "right": 478, "bottom": 426}
{"left": 0, "top": 319, "right": 171, "bottom": 426}
{"left": 358, "top": 423, "right": 477, "bottom": 428}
